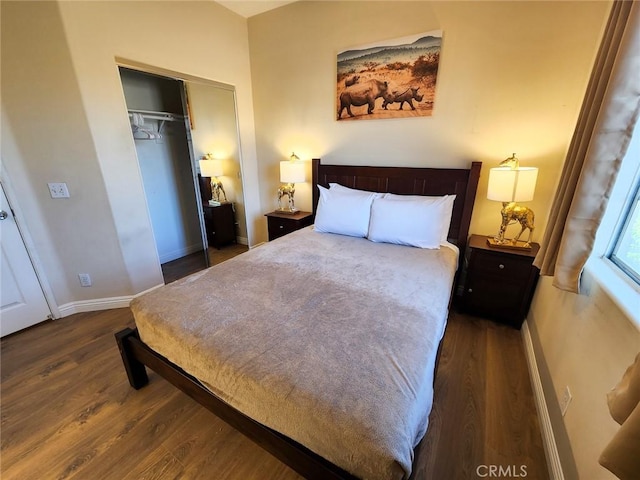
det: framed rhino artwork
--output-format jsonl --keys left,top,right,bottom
{"left": 337, "top": 30, "right": 442, "bottom": 121}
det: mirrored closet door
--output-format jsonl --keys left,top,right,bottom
{"left": 118, "top": 67, "right": 248, "bottom": 283}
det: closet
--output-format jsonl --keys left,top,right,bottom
{"left": 119, "top": 67, "right": 248, "bottom": 282}
{"left": 120, "top": 67, "right": 205, "bottom": 277}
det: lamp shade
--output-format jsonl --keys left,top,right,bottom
{"left": 487, "top": 166, "right": 538, "bottom": 202}
{"left": 199, "top": 158, "right": 223, "bottom": 178}
{"left": 280, "top": 160, "right": 306, "bottom": 183}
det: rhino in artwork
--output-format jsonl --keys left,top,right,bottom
{"left": 382, "top": 86, "right": 424, "bottom": 111}
{"left": 337, "top": 79, "right": 389, "bottom": 119}
{"left": 344, "top": 75, "right": 360, "bottom": 87}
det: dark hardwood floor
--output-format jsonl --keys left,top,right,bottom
{"left": 418, "top": 311, "right": 548, "bottom": 479}
{"left": 1, "top": 236, "right": 548, "bottom": 479}
{"left": 0, "top": 304, "right": 548, "bottom": 479}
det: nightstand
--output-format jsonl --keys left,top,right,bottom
{"left": 203, "top": 203, "right": 236, "bottom": 249}
{"left": 461, "top": 234, "right": 540, "bottom": 328}
{"left": 265, "top": 211, "right": 313, "bottom": 241}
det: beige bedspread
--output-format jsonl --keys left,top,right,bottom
{"left": 131, "top": 227, "right": 458, "bottom": 480}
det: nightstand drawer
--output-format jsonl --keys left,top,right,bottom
{"left": 265, "top": 211, "right": 313, "bottom": 241}
{"left": 268, "top": 216, "right": 298, "bottom": 238}
{"left": 472, "top": 252, "right": 533, "bottom": 280}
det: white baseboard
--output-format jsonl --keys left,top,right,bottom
{"left": 57, "top": 296, "right": 133, "bottom": 317}
{"left": 56, "top": 282, "right": 165, "bottom": 317}
{"left": 236, "top": 236, "right": 248, "bottom": 245}
{"left": 522, "top": 320, "right": 564, "bottom": 480}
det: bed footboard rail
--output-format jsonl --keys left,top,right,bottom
{"left": 114, "top": 327, "right": 358, "bottom": 480}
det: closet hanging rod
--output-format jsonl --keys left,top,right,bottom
{"left": 127, "top": 108, "right": 184, "bottom": 122}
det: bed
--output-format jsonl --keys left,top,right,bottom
{"left": 116, "top": 158, "right": 481, "bottom": 480}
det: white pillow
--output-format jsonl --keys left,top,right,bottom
{"left": 383, "top": 193, "right": 456, "bottom": 243}
{"left": 368, "top": 196, "right": 444, "bottom": 248}
{"left": 329, "top": 183, "right": 374, "bottom": 196}
{"left": 314, "top": 185, "right": 376, "bottom": 237}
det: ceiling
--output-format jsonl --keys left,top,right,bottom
{"left": 216, "top": 0, "right": 298, "bottom": 18}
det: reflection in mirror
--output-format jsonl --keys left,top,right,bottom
{"left": 186, "top": 81, "right": 248, "bottom": 246}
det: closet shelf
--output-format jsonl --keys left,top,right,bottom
{"left": 129, "top": 108, "right": 186, "bottom": 137}
{"left": 128, "top": 108, "right": 184, "bottom": 122}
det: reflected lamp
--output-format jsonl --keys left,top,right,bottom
{"left": 199, "top": 154, "right": 227, "bottom": 204}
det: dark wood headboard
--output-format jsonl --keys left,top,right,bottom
{"left": 311, "top": 158, "right": 482, "bottom": 255}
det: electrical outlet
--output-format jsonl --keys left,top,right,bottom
{"left": 78, "top": 273, "right": 92, "bottom": 287}
{"left": 560, "top": 386, "right": 572, "bottom": 416}
{"left": 48, "top": 182, "right": 70, "bottom": 198}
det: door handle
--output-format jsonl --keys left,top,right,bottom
{"left": 0, "top": 210, "right": 8, "bottom": 220}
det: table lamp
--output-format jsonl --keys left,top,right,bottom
{"left": 487, "top": 153, "right": 538, "bottom": 249}
{"left": 277, "top": 152, "right": 305, "bottom": 213}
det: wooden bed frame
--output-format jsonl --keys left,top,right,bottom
{"left": 115, "top": 158, "right": 481, "bottom": 480}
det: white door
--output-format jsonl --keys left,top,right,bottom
{"left": 0, "top": 184, "right": 51, "bottom": 336}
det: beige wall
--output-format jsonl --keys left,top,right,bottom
{"left": 2, "top": 1, "right": 134, "bottom": 305}
{"left": 248, "top": 1, "right": 610, "bottom": 241}
{"left": 529, "top": 277, "right": 640, "bottom": 479}
{"left": 0, "top": 0, "right": 610, "bottom": 302}
{"left": 1, "top": 1, "right": 260, "bottom": 306}
{"left": 58, "top": 0, "right": 262, "bottom": 280}
{"left": 4, "top": 3, "right": 633, "bottom": 477}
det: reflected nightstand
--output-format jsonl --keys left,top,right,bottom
{"left": 203, "top": 202, "right": 236, "bottom": 249}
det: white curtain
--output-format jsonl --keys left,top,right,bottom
{"left": 533, "top": 0, "right": 640, "bottom": 293}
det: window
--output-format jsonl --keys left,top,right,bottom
{"left": 609, "top": 180, "right": 640, "bottom": 285}
{"left": 586, "top": 118, "right": 640, "bottom": 327}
